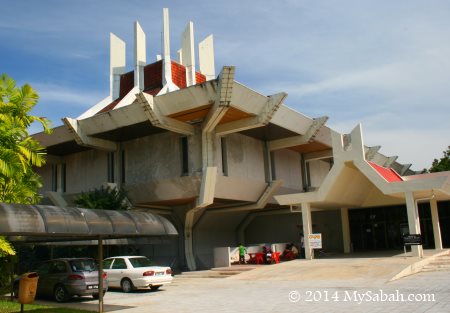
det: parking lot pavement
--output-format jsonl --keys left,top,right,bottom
{"left": 41, "top": 270, "right": 450, "bottom": 313}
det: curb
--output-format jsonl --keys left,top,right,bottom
{"left": 389, "top": 249, "right": 450, "bottom": 282}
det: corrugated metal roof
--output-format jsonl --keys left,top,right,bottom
{"left": 0, "top": 203, "right": 178, "bottom": 242}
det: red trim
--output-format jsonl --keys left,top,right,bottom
{"left": 368, "top": 161, "right": 403, "bottom": 182}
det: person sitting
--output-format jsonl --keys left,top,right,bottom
{"left": 282, "top": 243, "right": 298, "bottom": 261}
{"left": 262, "top": 246, "right": 273, "bottom": 264}
{"left": 291, "top": 244, "right": 299, "bottom": 259}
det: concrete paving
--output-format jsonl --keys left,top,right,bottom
{"left": 31, "top": 249, "right": 450, "bottom": 313}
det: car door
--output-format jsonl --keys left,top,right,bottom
{"left": 34, "top": 262, "right": 51, "bottom": 296}
{"left": 107, "top": 258, "right": 128, "bottom": 287}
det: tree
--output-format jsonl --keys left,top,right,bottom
{"left": 74, "top": 186, "right": 130, "bottom": 211}
{"left": 0, "top": 73, "right": 51, "bottom": 257}
{"left": 429, "top": 146, "right": 450, "bottom": 173}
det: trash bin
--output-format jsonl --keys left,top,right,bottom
{"left": 18, "top": 272, "right": 39, "bottom": 304}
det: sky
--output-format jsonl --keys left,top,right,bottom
{"left": 1, "top": 0, "right": 449, "bottom": 171}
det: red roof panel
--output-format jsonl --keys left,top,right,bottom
{"left": 368, "top": 161, "right": 403, "bottom": 182}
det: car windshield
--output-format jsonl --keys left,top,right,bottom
{"left": 129, "top": 257, "right": 153, "bottom": 268}
{"left": 69, "top": 259, "right": 98, "bottom": 272}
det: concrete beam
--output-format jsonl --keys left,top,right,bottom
{"left": 399, "top": 164, "right": 412, "bottom": 176}
{"left": 62, "top": 117, "right": 117, "bottom": 151}
{"left": 185, "top": 166, "right": 217, "bottom": 271}
{"left": 207, "top": 180, "right": 283, "bottom": 213}
{"left": 384, "top": 156, "right": 398, "bottom": 168}
{"left": 136, "top": 92, "right": 195, "bottom": 135}
{"left": 365, "top": 146, "right": 381, "bottom": 161}
{"left": 268, "top": 116, "right": 328, "bottom": 151}
{"left": 46, "top": 191, "right": 68, "bottom": 208}
{"left": 202, "top": 66, "right": 235, "bottom": 132}
{"left": 405, "top": 192, "right": 423, "bottom": 258}
{"left": 215, "top": 92, "right": 287, "bottom": 136}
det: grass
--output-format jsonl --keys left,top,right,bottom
{"left": 0, "top": 300, "right": 95, "bottom": 313}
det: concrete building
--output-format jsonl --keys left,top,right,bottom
{"left": 34, "top": 9, "right": 450, "bottom": 270}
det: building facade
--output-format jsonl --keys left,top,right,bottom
{"left": 34, "top": 9, "right": 450, "bottom": 270}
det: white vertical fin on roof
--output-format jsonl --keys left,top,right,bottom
{"left": 158, "top": 8, "right": 179, "bottom": 95}
{"left": 134, "top": 21, "right": 146, "bottom": 91}
{"left": 110, "top": 33, "right": 126, "bottom": 100}
{"left": 177, "top": 49, "right": 183, "bottom": 64}
{"left": 199, "top": 35, "right": 215, "bottom": 80}
{"left": 181, "top": 21, "right": 196, "bottom": 87}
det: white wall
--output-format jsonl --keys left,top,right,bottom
{"left": 65, "top": 150, "right": 108, "bottom": 193}
{"left": 272, "top": 149, "right": 302, "bottom": 189}
{"left": 124, "top": 132, "right": 183, "bottom": 184}
{"left": 308, "top": 159, "right": 332, "bottom": 188}
{"left": 224, "top": 133, "right": 265, "bottom": 181}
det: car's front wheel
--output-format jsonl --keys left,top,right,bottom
{"left": 54, "top": 285, "right": 69, "bottom": 302}
{"left": 120, "top": 278, "right": 134, "bottom": 293}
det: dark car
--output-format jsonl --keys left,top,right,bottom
{"left": 14, "top": 258, "right": 108, "bottom": 302}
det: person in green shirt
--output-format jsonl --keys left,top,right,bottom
{"left": 238, "top": 243, "right": 247, "bottom": 264}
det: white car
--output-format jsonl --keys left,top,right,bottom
{"left": 103, "top": 256, "right": 172, "bottom": 292}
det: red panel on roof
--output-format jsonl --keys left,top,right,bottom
{"left": 95, "top": 60, "right": 208, "bottom": 115}
{"left": 368, "top": 161, "right": 403, "bottom": 182}
{"left": 119, "top": 71, "right": 134, "bottom": 99}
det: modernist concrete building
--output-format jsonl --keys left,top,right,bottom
{"left": 34, "top": 9, "right": 450, "bottom": 270}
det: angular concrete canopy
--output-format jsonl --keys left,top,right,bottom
{"left": 275, "top": 125, "right": 450, "bottom": 209}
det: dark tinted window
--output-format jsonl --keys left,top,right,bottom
{"left": 103, "top": 259, "right": 113, "bottom": 269}
{"left": 128, "top": 257, "right": 152, "bottom": 268}
{"left": 35, "top": 262, "right": 52, "bottom": 275}
{"left": 49, "top": 261, "right": 67, "bottom": 274}
{"left": 69, "top": 259, "right": 97, "bottom": 272}
{"left": 111, "top": 258, "right": 127, "bottom": 269}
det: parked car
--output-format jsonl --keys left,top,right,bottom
{"left": 14, "top": 258, "right": 108, "bottom": 302}
{"left": 103, "top": 256, "right": 172, "bottom": 292}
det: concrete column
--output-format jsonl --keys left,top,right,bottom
{"left": 405, "top": 192, "right": 423, "bottom": 258}
{"left": 340, "top": 208, "right": 351, "bottom": 253}
{"left": 301, "top": 202, "right": 313, "bottom": 260}
{"left": 430, "top": 198, "right": 443, "bottom": 250}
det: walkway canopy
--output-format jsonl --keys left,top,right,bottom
{"left": 0, "top": 203, "right": 178, "bottom": 243}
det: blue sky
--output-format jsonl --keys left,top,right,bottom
{"left": 1, "top": 0, "right": 449, "bottom": 170}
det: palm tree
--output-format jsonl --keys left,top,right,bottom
{"left": 0, "top": 73, "right": 51, "bottom": 257}
{"left": 0, "top": 73, "right": 51, "bottom": 204}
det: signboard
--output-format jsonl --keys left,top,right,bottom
{"left": 308, "top": 233, "right": 322, "bottom": 249}
{"left": 403, "top": 234, "right": 422, "bottom": 246}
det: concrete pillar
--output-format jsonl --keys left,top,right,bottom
{"left": 430, "top": 198, "right": 443, "bottom": 250}
{"left": 301, "top": 202, "right": 313, "bottom": 260}
{"left": 340, "top": 208, "right": 351, "bottom": 253}
{"left": 405, "top": 192, "right": 423, "bottom": 258}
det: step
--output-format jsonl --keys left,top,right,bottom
{"left": 422, "top": 267, "right": 450, "bottom": 272}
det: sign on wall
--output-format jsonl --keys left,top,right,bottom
{"left": 308, "top": 233, "right": 322, "bottom": 249}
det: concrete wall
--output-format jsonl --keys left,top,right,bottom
{"left": 124, "top": 132, "right": 184, "bottom": 184}
{"left": 65, "top": 150, "right": 108, "bottom": 193}
{"left": 193, "top": 211, "right": 248, "bottom": 269}
{"left": 35, "top": 166, "right": 53, "bottom": 195}
{"left": 308, "top": 159, "right": 332, "bottom": 188}
{"left": 245, "top": 210, "right": 343, "bottom": 253}
{"left": 224, "top": 133, "right": 265, "bottom": 181}
{"left": 272, "top": 149, "right": 302, "bottom": 189}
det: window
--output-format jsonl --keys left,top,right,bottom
{"left": 180, "top": 136, "right": 189, "bottom": 175}
{"left": 121, "top": 150, "right": 126, "bottom": 183}
{"left": 51, "top": 164, "right": 58, "bottom": 192}
{"left": 61, "top": 163, "right": 66, "bottom": 193}
{"left": 111, "top": 258, "right": 127, "bottom": 270}
{"left": 270, "top": 151, "right": 276, "bottom": 180}
{"left": 107, "top": 152, "right": 115, "bottom": 183}
{"left": 221, "top": 137, "right": 228, "bottom": 176}
{"left": 103, "top": 259, "right": 113, "bottom": 270}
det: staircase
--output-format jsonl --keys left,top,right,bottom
{"left": 422, "top": 252, "right": 450, "bottom": 272}
{"left": 174, "top": 265, "right": 258, "bottom": 280}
